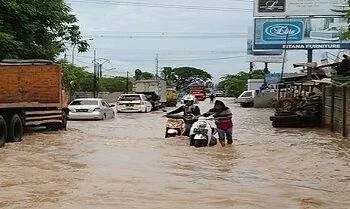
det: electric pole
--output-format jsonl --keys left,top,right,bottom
{"left": 155, "top": 53, "right": 159, "bottom": 79}
{"left": 126, "top": 71, "right": 129, "bottom": 93}
{"left": 93, "top": 49, "right": 97, "bottom": 98}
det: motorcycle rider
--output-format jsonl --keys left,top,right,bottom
{"left": 167, "top": 95, "right": 200, "bottom": 136}
{"left": 203, "top": 100, "right": 234, "bottom": 147}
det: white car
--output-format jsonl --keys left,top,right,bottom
{"left": 236, "top": 90, "right": 257, "bottom": 107}
{"left": 117, "top": 94, "right": 153, "bottom": 113}
{"left": 68, "top": 98, "right": 115, "bottom": 120}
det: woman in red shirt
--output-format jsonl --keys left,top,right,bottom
{"left": 204, "top": 100, "right": 234, "bottom": 147}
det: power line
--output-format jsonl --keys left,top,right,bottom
{"left": 68, "top": 0, "right": 252, "bottom": 12}
{"left": 93, "top": 34, "right": 246, "bottom": 39}
{"left": 78, "top": 55, "right": 247, "bottom": 62}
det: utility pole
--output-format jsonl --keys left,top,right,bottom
{"left": 155, "top": 53, "right": 159, "bottom": 79}
{"left": 126, "top": 71, "right": 129, "bottom": 93}
{"left": 93, "top": 49, "right": 97, "bottom": 98}
{"left": 249, "top": 62, "right": 254, "bottom": 79}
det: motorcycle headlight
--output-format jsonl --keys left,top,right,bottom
{"left": 198, "top": 122, "right": 207, "bottom": 129}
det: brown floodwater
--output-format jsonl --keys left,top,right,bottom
{"left": 0, "top": 98, "right": 349, "bottom": 209}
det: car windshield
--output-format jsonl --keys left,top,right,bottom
{"left": 241, "top": 92, "right": 253, "bottom": 97}
{"left": 70, "top": 100, "right": 99, "bottom": 106}
{"left": 119, "top": 95, "right": 141, "bottom": 101}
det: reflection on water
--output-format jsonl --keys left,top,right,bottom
{"left": 0, "top": 99, "right": 349, "bottom": 209}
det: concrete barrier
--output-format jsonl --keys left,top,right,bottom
{"left": 254, "top": 91, "right": 277, "bottom": 108}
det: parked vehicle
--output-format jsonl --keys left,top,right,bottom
{"left": 214, "top": 90, "right": 225, "bottom": 97}
{"left": 0, "top": 60, "right": 68, "bottom": 146}
{"left": 136, "top": 91, "right": 161, "bottom": 111}
{"left": 117, "top": 94, "right": 152, "bottom": 113}
{"left": 166, "top": 88, "right": 178, "bottom": 107}
{"left": 133, "top": 79, "right": 166, "bottom": 110}
{"left": 236, "top": 90, "right": 257, "bottom": 107}
{"left": 68, "top": 98, "right": 115, "bottom": 120}
{"left": 189, "top": 116, "right": 217, "bottom": 148}
{"left": 164, "top": 114, "right": 185, "bottom": 138}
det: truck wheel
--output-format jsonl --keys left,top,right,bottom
{"left": 8, "top": 114, "right": 23, "bottom": 142}
{"left": 0, "top": 115, "right": 7, "bottom": 147}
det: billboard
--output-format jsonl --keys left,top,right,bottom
{"left": 254, "top": 17, "right": 350, "bottom": 50}
{"left": 247, "top": 26, "right": 284, "bottom": 63}
{"left": 254, "top": 0, "right": 349, "bottom": 17}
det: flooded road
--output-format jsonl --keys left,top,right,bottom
{"left": 0, "top": 98, "right": 349, "bottom": 209}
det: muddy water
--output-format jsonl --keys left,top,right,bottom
{"left": 0, "top": 98, "right": 349, "bottom": 209}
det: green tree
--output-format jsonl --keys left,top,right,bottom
{"left": 0, "top": 0, "right": 88, "bottom": 60}
{"left": 218, "top": 70, "right": 265, "bottom": 97}
{"left": 59, "top": 60, "right": 94, "bottom": 92}
{"left": 161, "top": 67, "right": 212, "bottom": 90}
{"left": 162, "top": 67, "right": 176, "bottom": 85}
{"left": 134, "top": 69, "right": 154, "bottom": 80}
{"left": 100, "top": 76, "right": 132, "bottom": 93}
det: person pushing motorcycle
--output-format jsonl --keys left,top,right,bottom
{"left": 203, "top": 100, "right": 234, "bottom": 147}
{"left": 166, "top": 95, "right": 200, "bottom": 136}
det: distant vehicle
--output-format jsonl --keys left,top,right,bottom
{"left": 68, "top": 98, "right": 115, "bottom": 120}
{"left": 135, "top": 91, "right": 161, "bottom": 111}
{"left": 188, "top": 85, "right": 206, "bottom": 101}
{"left": 117, "top": 94, "right": 152, "bottom": 113}
{"left": 236, "top": 90, "right": 257, "bottom": 107}
{"left": 133, "top": 79, "right": 166, "bottom": 110}
{"left": 214, "top": 90, "right": 225, "bottom": 97}
{"left": 166, "top": 88, "right": 178, "bottom": 107}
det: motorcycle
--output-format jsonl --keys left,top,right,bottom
{"left": 189, "top": 116, "right": 217, "bottom": 148}
{"left": 164, "top": 114, "right": 198, "bottom": 138}
{"left": 164, "top": 114, "right": 185, "bottom": 138}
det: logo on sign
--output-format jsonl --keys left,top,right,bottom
{"left": 262, "top": 21, "right": 303, "bottom": 42}
{"left": 258, "top": 0, "right": 285, "bottom": 13}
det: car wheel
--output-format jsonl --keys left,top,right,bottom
{"left": 0, "top": 115, "right": 7, "bottom": 147}
{"left": 8, "top": 114, "right": 23, "bottom": 142}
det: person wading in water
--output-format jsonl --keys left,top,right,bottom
{"left": 204, "top": 100, "right": 234, "bottom": 147}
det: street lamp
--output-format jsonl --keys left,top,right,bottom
{"left": 72, "top": 38, "right": 93, "bottom": 65}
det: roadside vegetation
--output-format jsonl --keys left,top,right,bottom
{"left": 218, "top": 70, "right": 265, "bottom": 97}
{"left": 60, "top": 61, "right": 131, "bottom": 93}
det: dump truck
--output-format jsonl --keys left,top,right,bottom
{"left": 165, "top": 87, "right": 178, "bottom": 107}
{"left": 0, "top": 60, "right": 68, "bottom": 147}
{"left": 133, "top": 79, "right": 167, "bottom": 110}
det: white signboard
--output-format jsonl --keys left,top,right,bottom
{"left": 248, "top": 55, "right": 284, "bottom": 63}
{"left": 254, "top": 0, "right": 348, "bottom": 17}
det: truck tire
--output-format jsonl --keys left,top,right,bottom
{"left": 8, "top": 114, "right": 23, "bottom": 142}
{"left": 0, "top": 115, "right": 7, "bottom": 147}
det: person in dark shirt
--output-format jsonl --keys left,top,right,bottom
{"left": 167, "top": 95, "right": 200, "bottom": 136}
{"left": 209, "top": 93, "right": 215, "bottom": 103}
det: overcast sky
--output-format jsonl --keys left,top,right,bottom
{"left": 65, "top": 0, "right": 345, "bottom": 80}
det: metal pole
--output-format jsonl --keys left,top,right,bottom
{"left": 307, "top": 49, "right": 313, "bottom": 63}
{"left": 307, "top": 49, "right": 313, "bottom": 79}
{"left": 249, "top": 62, "right": 254, "bottom": 79}
{"left": 126, "top": 71, "right": 129, "bottom": 93}
{"left": 93, "top": 49, "right": 97, "bottom": 98}
{"left": 155, "top": 53, "right": 159, "bottom": 79}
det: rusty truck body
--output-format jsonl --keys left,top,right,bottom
{"left": 0, "top": 60, "right": 68, "bottom": 146}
